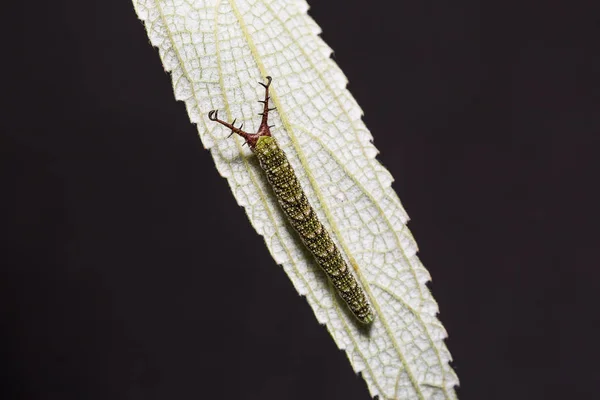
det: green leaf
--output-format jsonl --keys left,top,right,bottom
{"left": 132, "top": 0, "right": 459, "bottom": 398}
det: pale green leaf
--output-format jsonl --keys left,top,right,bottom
{"left": 131, "top": 0, "right": 459, "bottom": 398}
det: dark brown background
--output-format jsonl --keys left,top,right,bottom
{"left": 1, "top": 1, "right": 598, "bottom": 399}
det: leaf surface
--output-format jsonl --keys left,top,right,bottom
{"left": 132, "top": 0, "right": 459, "bottom": 398}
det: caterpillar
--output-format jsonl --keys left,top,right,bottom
{"left": 208, "top": 77, "right": 374, "bottom": 324}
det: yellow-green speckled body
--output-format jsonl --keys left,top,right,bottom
{"left": 255, "top": 136, "right": 374, "bottom": 324}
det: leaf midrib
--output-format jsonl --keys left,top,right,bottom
{"left": 225, "top": 1, "right": 425, "bottom": 398}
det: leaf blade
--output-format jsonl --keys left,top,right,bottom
{"left": 131, "top": 0, "right": 459, "bottom": 398}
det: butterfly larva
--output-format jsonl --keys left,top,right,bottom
{"left": 208, "top": 77, "right": 374, "bottom": 324}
